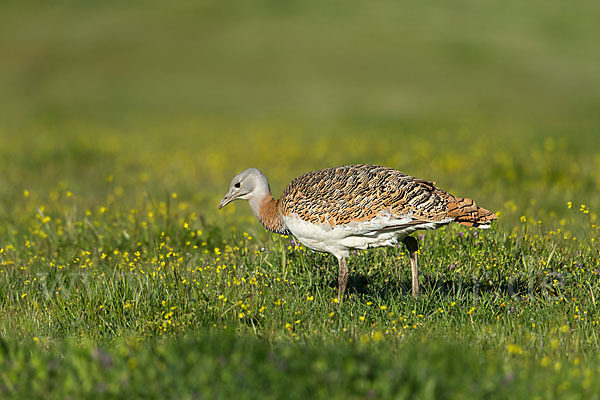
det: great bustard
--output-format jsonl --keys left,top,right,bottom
{"left": 219, "top": 164, "right": 497, "bottom": 302}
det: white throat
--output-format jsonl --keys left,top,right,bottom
{"left": 244, "top": 170, "right": 272, "bottom": 218}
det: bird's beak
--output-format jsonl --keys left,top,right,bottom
{"left": 218, "top": 193, "right": 234, "bottom": 209}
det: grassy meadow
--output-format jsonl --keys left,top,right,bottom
{"left": 1, "top": 0, "right": 600, "bottom": 398}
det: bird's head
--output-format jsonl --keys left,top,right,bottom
{"left": 218, "top": 168, "right": 270, "bottom": 209}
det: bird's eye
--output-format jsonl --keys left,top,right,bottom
{"left": 234, "top": 182, "right": 241, "bottom": 189}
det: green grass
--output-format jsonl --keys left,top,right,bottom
{"left": 1, "top": 0, "right": 600, "bottom": 398}
{"left": 3, "top": 332, "right": 597, "bottom": 399}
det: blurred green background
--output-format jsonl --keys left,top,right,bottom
{"left": 2, "top": 3, "right": 600, "bottom": 397}
{"left": 1, "top": 0, "right": 599, "bottom": 230}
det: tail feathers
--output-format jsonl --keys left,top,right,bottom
{"left": 446, "top": 197, "right": 497, "bottom": 228}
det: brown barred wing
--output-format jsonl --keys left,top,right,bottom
{"left": 279, "top": 164, "right": 455, "bottom": 226}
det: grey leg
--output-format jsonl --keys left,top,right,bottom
{"left": 402, "top": 236, "right": 419, "bottom": 298}
{"left": 337, "top": 257, "right": 350, "bottom": 303}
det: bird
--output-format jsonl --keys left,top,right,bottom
{"left": 219, "top": 164, "right": 497, "bottom": 302}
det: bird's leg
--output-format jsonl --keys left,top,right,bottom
{"left": 402, "top": 236, "right": 419, "bottom": 298}
{"left": 337, "top": 257, "right": 350, "bottom": 303}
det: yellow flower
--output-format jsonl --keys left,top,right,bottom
{"left": 554, "top": 362, "right": 561, "bottom": 371}
{"left": 507, "top": 344, "right": 523, "bottom": 355}
{"left": 540, "top": 356, "right": 550, "bottom": 367}
{"left": 372, "top": 331, "right": 384, "bottom": 342}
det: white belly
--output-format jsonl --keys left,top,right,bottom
{"left": 282, "top": 212, "right": 447, "bottom": 259}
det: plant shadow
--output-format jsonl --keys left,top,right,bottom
{"left": 338, "top": 273, "right": 562, "bottom": 300}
